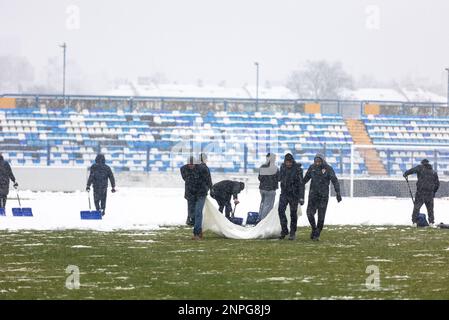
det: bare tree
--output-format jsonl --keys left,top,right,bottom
{"left": 287, "top": 60, "right": 353, "bottom": 99}
{"left": 0, "top": 55, "right": 34, "bottom": 92}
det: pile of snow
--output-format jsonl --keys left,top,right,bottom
{"left": 341, "top": 88, "right": 405, "bottom": 101}
{"left": 105, "top": 83, "right": 296, "bottom": 100}
{"left": 1, "top": 187, "right": 447, "bottom": 232}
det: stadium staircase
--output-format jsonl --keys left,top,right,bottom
{"left": 345, "top": 119, "right": 387, "bottom": 175}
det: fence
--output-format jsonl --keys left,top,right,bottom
{"left": 1, "top": 93, "right": 447, "bottom": 117}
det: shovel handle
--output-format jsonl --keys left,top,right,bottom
{"left": 16, "top": 188, "right": 21, "bottom": 208}
{"left": 232, "top": 202, "right": 238, "bottom": 218}
{"left": 87, "top": 190, "right": 91, "bottom": 210}
{"left": 405, "top": 176, "right": 415, "bottom": 204}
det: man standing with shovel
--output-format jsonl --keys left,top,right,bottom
{"left": 86, "top": 154, "right": 116, "bottom": 216}
{"left": 0, "top": 153, "right": 18, "bottom": 210}
{"left": 403, "top": 159, "right": 439, "bottom": 227}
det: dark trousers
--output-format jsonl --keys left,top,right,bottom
{"left": 186, "top": 198, "right": 196, "bottom": 225}
{"left": 306, "top": 193, "right": 329, "bottom": 232}
{"left": 93, "top": 188, "right": 107, "bottom": 211}
{"left": 278, "top": 194, "right": 299, "bottom": 236}
{"left": 0, "top": 195, "right": 6, "bottom": 208}
{"left": 215, "top": 196, "right": 233, "bottom": 217}
{"left": 413, "top": 193, "right": 434, "bottom": 224}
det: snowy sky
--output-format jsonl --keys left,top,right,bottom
{"left": 1, "top": 0, "right": 449, "bottom": 89}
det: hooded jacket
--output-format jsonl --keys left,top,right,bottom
{"left": 195, "top": 162, "right": 213, "bottom": 197}
{"left": 303, "top": 154, "right": 340, "bottom": 198}
{"left": 87, "top": 154, "right": 116, "bottom": 190}
{"left": 279, "top": 153, "right": 305, "bottom": 200}
{"left": 0, "top": 154, "right": 16, "bottom": 196}
{"left": 180, "top": 160, "right": 199, "bottom": 200}
{"left": 404, "top": 160, "right": 439, "bottom": 196}
{"left": 258, "top": 155, "right": 279, "bottom": 191}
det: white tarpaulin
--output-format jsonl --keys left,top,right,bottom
{"left": 202, "top": 197, "right": 302, "bottom": 239}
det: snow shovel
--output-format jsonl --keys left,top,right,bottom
{"left": 246, "top": 212, "right": 259, "bottom": 225}
{"left": 229, "top": 202, "right": 243, "bottom": 225}
{"left": 80, "top": 190, "right": 102, "bottom": 220}
{"left": 12, "top": 187, "right": 33, "bottom": 217}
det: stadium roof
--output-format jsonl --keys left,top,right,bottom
{"left": 105, "top": 83, "right": 446, "bottom": 102}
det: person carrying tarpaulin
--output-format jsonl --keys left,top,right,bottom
{"left": 303, "top": 153, "right": 341, "bottom": 241}
{"left": 278, "top": 153, "right": 304, "bottom": 240}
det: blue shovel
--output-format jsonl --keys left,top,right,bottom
{"left": 12, "top": 187, "right": 33, "bottom": 217}
{"left": 80, "top": 190, "right": 102, "bottom": 220}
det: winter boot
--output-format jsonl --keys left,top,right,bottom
{"left": 310, "top": 229, "right": 316, "bottom": 240}
{"left": 288, "top": 233, "right": 296, "bottom": 241}
{"left": 312, "top": 229, "right": 320, "bottom": 241}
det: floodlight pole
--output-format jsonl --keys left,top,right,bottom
{"left": 254, "top": 62, "right": 259, "bottom": 111}
{"left": 60, "top": 43, "right": 67, "bottom": 105}
{"left": 445, "top": 68, "right": 449, "bottom": 106}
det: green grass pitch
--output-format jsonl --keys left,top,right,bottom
{"left": 1, "top": 226, "right": 449, "bottom": 299}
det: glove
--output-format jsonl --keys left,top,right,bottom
{"left": 86, "top": 186, "right": 90, "bottom": 192}
{"left": 299, "top": 199, "right": 304, "bottom": 206}
{"left": 336, "top": 194, "right": 342, "bottom": 203}
{"left": 13, "top": 182, "right": 18, "bottom": 188}
{"left": 234, "top": 199, "right": 240, "bottom": 205}
{"left": 111, "top": 188, "right": 116, "bottom": 193}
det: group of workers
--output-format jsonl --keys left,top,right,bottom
{"left": 181, "top": 152, "right": 441, "bottom": 241}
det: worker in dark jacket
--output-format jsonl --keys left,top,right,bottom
{"left": 258, "top": 153, "right": 279, "bottom": 221}
{"left": 180, "top": 156, "right": 198, "bottom": 226}
{"left": 86, "top": 154, "right": 116, "bottom": 216}
{"left": 304, "top": 154, "right": 341, "bottom": 241}
{"left": 278, "top": 153, "right": 304, "bottom": 240}
{"left": 191, "top": 153, "right": 213, "bottom": 240}
{"left": 0, "top": 154, "right": 18, "bottom": 209}
{"left": 403, "top": 159, "right": 439, "bottom": 227}
{"left": 211, "top": 180, "right": 245, "bottom": 218}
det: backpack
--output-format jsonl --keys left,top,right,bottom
{"left": 417, "top": 213, "right": 429, "bottom": 227}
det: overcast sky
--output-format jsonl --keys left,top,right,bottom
{"left": 1, "top": 0, "right": 448, "bottom": 90}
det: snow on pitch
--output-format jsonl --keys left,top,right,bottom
{"left": 0, "top": 187, "right": 447, "bottom": 231}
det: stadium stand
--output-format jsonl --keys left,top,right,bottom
{"left": 0, "top": 106, "right": 359, "bottom": 174}
{"left": 363, "top": 115, "right": 449, "bottom": 176}
{"left": 1, "top": 94, "right": 449, "bottom": 177}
